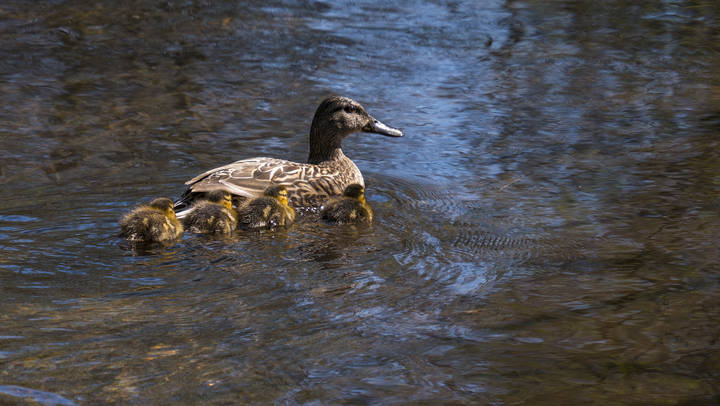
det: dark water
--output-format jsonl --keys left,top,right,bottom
{"left": 1, "top": 0, "right": 719, "bottom": 404}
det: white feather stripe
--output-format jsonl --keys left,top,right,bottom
{"left": 268, "top": 165, "right": 281, "bottom": 180}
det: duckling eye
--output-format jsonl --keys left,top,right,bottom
{"left": 343, "top": 106, "right": 357, "bottom": 114}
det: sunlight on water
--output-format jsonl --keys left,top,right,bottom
{"left": 1, "top": 0, "right": 719, "bottom": 404}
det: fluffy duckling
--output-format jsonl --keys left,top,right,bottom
{"left": 120, "top": 197, "right": 183, "bottom": 243}
{"left": 321, "top": 183, "right": 373, "bottom": 224}
{"left": 236, "top": 185, "right": 295, "bottom": 230}
{"left": 183, "top": 190, "right": 237, "bottom": 234}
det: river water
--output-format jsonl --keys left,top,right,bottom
{"left": 1, "top": 0, "right": 718, "bottom": 404}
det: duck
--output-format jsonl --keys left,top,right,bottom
{"left": 236, "top": 185, "right": 295, "bottom": 230}
{"left": 320, "top": 183, "right": 373, "bottom": 224}
{"left": 182, "top": 190, "right": 237, "bottom": 234}
{"left": 120, "top": 197, "right": 183, "bottom": 243}
{"left": 174, "top": 96, "right": 403, "bottom": 211}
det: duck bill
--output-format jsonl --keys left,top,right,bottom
{"left": 363, "top": 117, "right": 404, "bottom": 137}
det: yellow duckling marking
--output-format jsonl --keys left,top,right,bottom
{"left": 235, "top": 185, "right": 295, "bottom": 230}
{"left": 182, "top": 190, "right": 237, "bottom": 235}
{"left": 320, "top": 183, "right": 373, "bottom": 224}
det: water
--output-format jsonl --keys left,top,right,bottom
{"left": 1, "top": 0, "right": 719, "bottom": 404}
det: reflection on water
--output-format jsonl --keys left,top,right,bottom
{"left": 1, "top": 0, "right": 719, "bottom": 404}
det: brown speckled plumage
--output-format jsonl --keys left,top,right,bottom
{"left": 175, "top": 96, "right": 402, "bottom": 211}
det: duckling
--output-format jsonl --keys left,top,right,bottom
{"left": 120, "top": 197, "right": 183, "bottom": 243}
{"left": 236, "top": 185, "right": 295, "bottom": 230}
{"left": 321, "top": 183, "right": 373, "bottom": 224}
{"left": 183, "top": 190, "right": 237, "bottom": 234}
{"left": 175, "top": 96, "right": 403, "bottom": 211}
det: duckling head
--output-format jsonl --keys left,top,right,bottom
{"left": 343, "top": 183, "right": 367, "bottom": 203}
{"left": 207, "top": 190, "right": 233, "bottom": 210}
{"left": 308, "top": 96, "right": 403, "bottom": 163}
{"left": 264, "top": 185, "right": 290, "bottom": 206}
{"left": 149, "top": 197, "right": 177, "bottom": 220}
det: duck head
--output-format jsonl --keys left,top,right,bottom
{"left": 342, "top": 183, "right": 366, "bottom": 204}
{"left": 308, "top": 96, "right": 403, "bottom": 163}
{"left": 207, "top": 190, "right": 233, "bottom": 210}
{"left": 264, "top": 185, "right": 290, "bottom": 206}
{"left": 149, "top": 197, "right": 177, "bottom": 220}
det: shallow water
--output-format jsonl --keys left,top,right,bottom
{"left": 1, "top": 0, "right": 719, "bottom": 404}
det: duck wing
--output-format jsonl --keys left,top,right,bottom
{"left": 185, "top": 157, "right": 309, "bottom": 198}
{"left": 179, "top": 156, "right": 364, "bottom": 209}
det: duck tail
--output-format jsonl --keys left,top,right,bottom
{"left": 173, "top": 189, "right": 196, "bottom": 214}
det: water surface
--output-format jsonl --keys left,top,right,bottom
{"left": 1, "top": 0, "right": 719, "bottom": 404}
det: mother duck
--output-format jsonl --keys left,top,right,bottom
{"left": 175, "top": 96, "right": 403, "bottom": 211}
